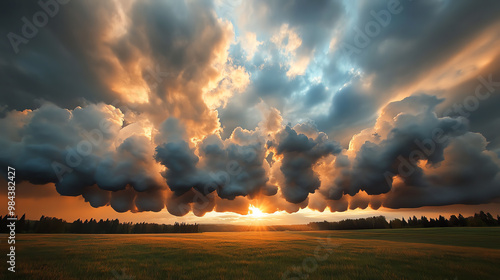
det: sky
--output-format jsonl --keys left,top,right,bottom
{"left": 1, "top": 0, "right": 500, "bottom": 225}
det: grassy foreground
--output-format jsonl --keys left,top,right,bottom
{"left": 1, "top": 227, "right": 500, "bottom": 279}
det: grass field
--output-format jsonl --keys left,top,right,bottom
{"left": 1, "top": 227, "right": 500, "bottom": 279}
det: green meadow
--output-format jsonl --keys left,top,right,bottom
{"left": 1, "top": 227, "right": 500, "bottom": 279}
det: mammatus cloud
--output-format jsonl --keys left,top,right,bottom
{"left": 272, "top": 126, "right": 341, "bottom": 203}
{"left": 323, "top": 95, "right": 500, "bottom": 209}
{"left": 2, "top": 95, "right": 499, "bottom": 215}
{"left": 1, "top": 0, "right": 500, "bottom": 216}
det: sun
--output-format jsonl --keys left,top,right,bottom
{"left": 248, "top": 205, "right": 265, "bottom": 218}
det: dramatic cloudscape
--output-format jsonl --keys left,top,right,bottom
{"left": 1, "top": 0, "right": 500, "bottom": 224}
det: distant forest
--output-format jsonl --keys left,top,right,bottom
{"left": 0, "top": 215, "right": 198, "bottom": 234}
{"left": 1, "top": 211, "right": 499, "bottom": 234}
{"left": 309, "top": 211, "right": 500, "bottom": 230}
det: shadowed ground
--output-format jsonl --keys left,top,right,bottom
{"left": 1, "top": 227, "right": 499, "bottom": 279}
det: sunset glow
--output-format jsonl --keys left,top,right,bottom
{"left": 248, "top": 205, "right": 266, "bottom": 219}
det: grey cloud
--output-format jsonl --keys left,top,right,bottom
{"left": 198, "top": 134, "right": 273, "bottom": 200}
{"left": 0, "top": 103, "right": 164, "bottom": 212}
{"left": 317, "top": 78, "right": 376, "bottom": 133}
{"left": 275, "top": 126, "right": 341, "bottom": 203}
{"left": 0, "top": 0, "right": 121, "bottom": 110}
{"left": 324, "top": 94, "right": 500, "bottom": 209}
{"left": 240, "top": 0, "right": 343, "bottom": 58}
{"left": 304, "top": 83, "right": 329, "bottom": 107}
{"left": 383, "top": 132, "right": 500, "bottom": 208}
{"left": 154, "top": 128, "right": 276, "bottom": 209}
{"left": 154, "top": 140, "right": 202, "bottom": 196}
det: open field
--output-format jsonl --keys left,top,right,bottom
{"left": 1, "top": 227, "right": 500, "bottom": 279}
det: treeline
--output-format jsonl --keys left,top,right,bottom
{"left": 0, "top": 214, "right": 199, "bottom": 234}
{"left": 309, "top": 211, "right": 500, "bottom": 230}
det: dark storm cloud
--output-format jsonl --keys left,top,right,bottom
{"left": 439, "top": 55, "right": 500, "bottom": 151}
{"left": 240, "top": 0, "right": 343, "bottom": 57}
{"left": 247, "top": 0, "right": 341, "bottom": 27}
{"left": 121, "top": 0, "right": 226, "bottom": 86}
{"left": 327, "top": 95, "right": 466, "bottom": 196}
{"left": 154, "top": 140, "right": 202, "bottom": 196}
{"left": 0, "top": 0, "right": 121, "bottom": 110}
{"left": 324, "top": 94, "right": 500, "bottom": 208}
{"left": 0, "top": 103, "right": 165, "bottom": 212}
{"left": 82, "top": 185, "right": 111, "bottom": 208}
{"left": 316, "top": 78, "right": 376, "bottom": 133}
{"left": 382, "top": 131, "right": 500, "bottom": 209}
{"left": 154, "top": 125, "right": 276, "bottom": 204}
{"left": 0, "top": 0, "right": 240, "bottom": 214}
{"left": 304, "top": 83, "right": 329, "bottom": 107}
{"left": 252, "top": 62, "right": 302, "bottom": 101}
{"left": 274, "top": 126, "right": 342, "bottom": 203}
{"left": 197, "top": 134, "right": 274, "bottom": 199}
